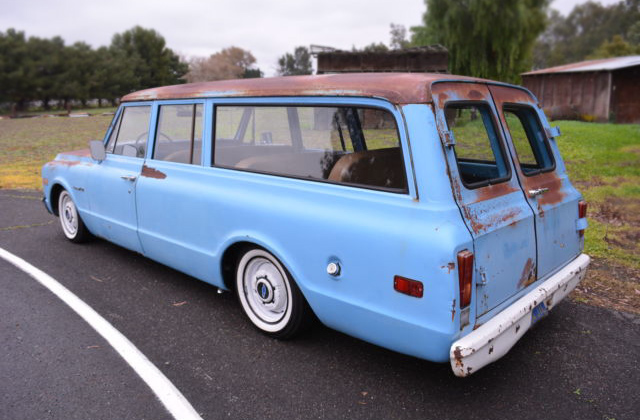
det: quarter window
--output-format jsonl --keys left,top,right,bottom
{"left": 445, "top": 103, "right": 510, "bottom": 187}
{"left": 214, "top": 105, "right": 407, "bottom": 192}
{"left": 154, "top": 104, "right": 203, "bottom": 164}
{"left": 106, "top": 106, "right": 152, "bottom": 158}
{"left": 503, "top": 106, "right": 555, "bottom": 175}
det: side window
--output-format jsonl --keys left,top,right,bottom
{"left": 105, "top": 106, "right": 151, "bottom": 158}
{"left": 213, "top": 105, "right": 407, "bottom": 192}
{"left": 214, "top": 106, "right": 292, "bottom": 145}
{"left": 153, "top": 104, "right": 203, "bottom": 164}
{"left": 503, "top": 106, "right": 555, "bottom": 175}
{"left": 445, "top": 103, "right": 510, "bottom": 187}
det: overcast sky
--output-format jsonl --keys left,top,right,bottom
{"left": 0, "top": 0, "right": 623, "bottom": 76}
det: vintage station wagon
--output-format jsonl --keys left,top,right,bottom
{"left": 42, "top": 73, "right": 590, "bottom": 376}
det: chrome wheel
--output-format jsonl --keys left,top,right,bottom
{"left": 236, "top": 249, "right": 293, "bottom": 333}
{"left": 59, "top": 190, "right": 78, "bottom": 239}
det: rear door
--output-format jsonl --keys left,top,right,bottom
{"left": 431, "top": 82, "right": 537, "bottom": 318}
{"left": 488, "top": 85, "right": 583, "bottom": 279}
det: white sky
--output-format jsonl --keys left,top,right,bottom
{"left": 0, "top": 0, "right": 624, "bottom": 76}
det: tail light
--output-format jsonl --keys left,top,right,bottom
{"left": 578, "top": 201, "right": 588, "bottom": 237}
{"left": 394, "top": 276, "right": 423, "bottom": 298}
{"left": 457, "top": 250, "right": 474, "bottom": 308}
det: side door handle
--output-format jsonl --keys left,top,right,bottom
{"left": 120, "top": 175, "right": 137, "bottom": 182}
{"left": 528, "top": 187, "right": 549, "bottom": 198}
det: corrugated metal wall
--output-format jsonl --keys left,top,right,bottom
{"left": 522, "top": 72, "right": 612, "bottom": 122}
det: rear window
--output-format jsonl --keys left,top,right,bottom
{"left": 503, "top": 106, "right": 555, "bottom": 175}
{"left": 213, "top": 105, "right": 407, "bottom": 192}
{"left": 445, "top": 103, "right": 510, "bottom": 188}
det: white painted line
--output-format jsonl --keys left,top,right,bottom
{"left": 0, "top": 247, "right": 203, "bottom": 420}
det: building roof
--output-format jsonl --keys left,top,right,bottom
{"left": 522, "top": 55, "right": 640, "bottom": 76}
{"left": 121, "top": 72, "right": 491, "bottom": 104}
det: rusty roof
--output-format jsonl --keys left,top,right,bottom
{"left": 522, "top": 55, "right": 640, "bottom": 76}
{"left": 121, "top": 73, "right": 491, "bottom": 104}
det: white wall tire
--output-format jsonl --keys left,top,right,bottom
{"left": 58, "top": 190, "right": 91, "bottom": 243}
{"left": 235, "top": 248, "right": 312, "bottom": 339}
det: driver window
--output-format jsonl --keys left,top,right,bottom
{"left": 106, "top": 106, "right": 151, "bottom": 158}
{"left": 153, "top": 104, "right": 203, "bottom": 164}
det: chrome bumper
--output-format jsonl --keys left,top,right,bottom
{"left": 450, "top": 253, "right": 590, "bottom": 377}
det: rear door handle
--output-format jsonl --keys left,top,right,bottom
{"left": 120, "top": 175, "right": 137, "bottom": 182}
{"left": 528, "top": 188, "right": 549, "bottom": 198}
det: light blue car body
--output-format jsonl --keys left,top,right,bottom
{"left": 42, "top": 74, "right": 586, "bottom": 366}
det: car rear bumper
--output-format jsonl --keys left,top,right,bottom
{"left": 450, "top": 253, "right": 590, "bottom": 377}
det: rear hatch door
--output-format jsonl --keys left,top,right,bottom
{"left": 431, "top": 82, "right": 537, "bottom": 317}
{"left": 488, "top": 85, "right": 583, "bottom": 279}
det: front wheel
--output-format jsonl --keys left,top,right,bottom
{"left": 235, "top": 248, "right": 312, "bottom": 339}
{"left": 58, "top": 190, "right": 91, "bottom": 243}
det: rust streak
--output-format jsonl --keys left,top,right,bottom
{"left": 453, "top": 346, "right": 464, "bottom": 368}
{"left": 451, "top": 299, "right": 456, "bottom": 322}
{"left": 62, "top": 148, "right": 91, "bottom": 157}
{"left": 141, "top": 165, "right": 167, "bottom": 179}
{"left": 518, "top": 258, "right": 537, "bottom": 289}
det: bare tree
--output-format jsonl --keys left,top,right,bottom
{"left": 186, "top": 46, "right": 259, "bottom": 82}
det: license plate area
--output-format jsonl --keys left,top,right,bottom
{"left": 531, "top": 301, "right": 549, "bottom": 326}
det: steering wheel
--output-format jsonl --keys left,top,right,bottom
{"left": 135, "top": 131, "right": 173, "bottom": 144}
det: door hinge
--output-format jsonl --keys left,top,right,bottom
{"left": 443, "top": 130, "right": 456, "bottom": 147}
{"left": 545, "top": 126, "right": 561, "bottom": 138}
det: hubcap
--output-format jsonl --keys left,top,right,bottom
{"left": 243, "top": 257, "right": 288, "bottom": 324}
{"left": 59, "top": 193, "right": 78, "bottom": 237}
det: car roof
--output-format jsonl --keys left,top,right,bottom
{"left": 120, "top": 72, "right": 495, "bottom": 104}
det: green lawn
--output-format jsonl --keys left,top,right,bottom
{"left": 554, "top": 121, "right": 640, "bottom": 270}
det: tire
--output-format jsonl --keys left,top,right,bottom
{"left": 58, "top": 190, "right": 91, "bottom": 243}
{"left": 235, "top": 248, "right": 312, "bottom": 339}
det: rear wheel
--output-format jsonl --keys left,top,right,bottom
{"left": 235, "top": 248, "right": 312, "bottom": 339}
{"left": 58, "top": 190, "right": 91, "bottom": 243}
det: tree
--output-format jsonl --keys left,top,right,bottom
{"left": 411, "top": 0, "right": 549, "bottom": 82}
{"left": 0, "top": 29, "right": 34, "bottom": 112}
{"left": 186, "top": 46, "right": 260, "bottom": 82}
{"left": 390, "top": 24, "right": 410, "bottom": 49}
{"left": 110, "top": 26, "right": 188, "bottom": 91}
{"left": 277, "top": 46, "right": 313, "bottom": 76}
{"left": 588, "top": 34, "right": 640, "bottom": 59}
{"left": 360, "top": 42, "right": 389, "bottom": 53}
{"left": 532, "top": 0, "right": 640, "bottom": 68}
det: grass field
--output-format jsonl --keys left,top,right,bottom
{"left": 0, "top": 116, "right": 638, "bottom": 312}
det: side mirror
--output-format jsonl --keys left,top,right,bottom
{"left": 89, "top": 140, "right": 106, "bottom": 162}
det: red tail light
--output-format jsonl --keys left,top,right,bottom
{"left": 457, "top": 250, "right": 474, "bottom": 308}
{"left": 394, "top": 276, "right": 423, "bottom": 298}
{"left": 578, "top": 201, "right": 588, "bottom": 237}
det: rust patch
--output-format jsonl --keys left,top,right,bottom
{"left": 48, "top": 160, "right": 81, "bottom": 168}
{"left": 123, "top": 73, "right": 490, "bottom": 105}
{"left": 474, "top": 182, "right": 519, "bottom": 203}
{"left": 468, "top": 89, "right": 483, "bottom": 99}
{"left": 62, "top": 149, "right": 91, "bottom": 157}
{"left": 518, "top": 258, "right": 537, "bottom": 288}
{"left": 453, "top": 346, "right": 464, "bottom": 368}
{"left": 524, "top": 170, "right": 566, "bottom": 207}
{"left": 451, "top": 299, "right": 456, "bottom": 321}
{"left": 42, "top": 178, "right": 49, "bottom": 186}
{"left": 441, "top": 262, "right": 456, "bottom": 274}
{"left": 141, "top": 165, "right": 167, "bottom": 179}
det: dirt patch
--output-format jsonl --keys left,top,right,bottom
{"left": 571, "top": 257, "right": 640, "bottom": 314}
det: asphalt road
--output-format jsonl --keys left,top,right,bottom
{"left": 1, "top": 189, "right": 638, "bottom": 420}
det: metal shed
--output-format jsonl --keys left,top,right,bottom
{"left": 521, "top": 56, "right": 640, "bottom": 123}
